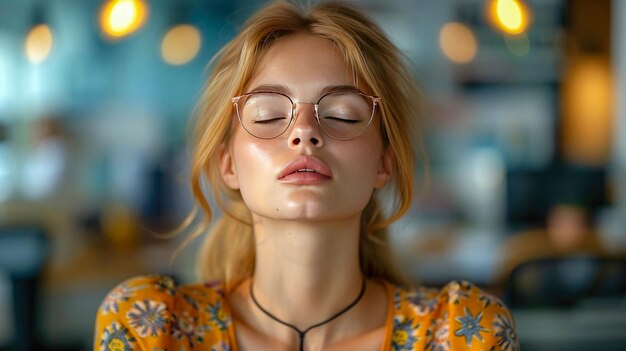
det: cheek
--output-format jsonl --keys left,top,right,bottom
{"left": 333, "top": 148, "right": 382, "bottom": 214}
{"left": 235, "top": 146, "right": 265, "bottom": 173}
{"left": 231, "top": 136, "right": 276, "bottom": 194}
{"left": 337, "top": 135, "right": 384, "bottom": 187}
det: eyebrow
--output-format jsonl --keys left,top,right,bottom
{"left": 248, "top": 84, "right": 290, "bottom": 94}
{"left": 247, "top": 84, "right": 364, "bottom": 96}
{"left": 320, "top": 85, "right": 362, "bottom": 95}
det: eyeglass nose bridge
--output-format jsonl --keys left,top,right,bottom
{"left": 288, "top": 100, "right": 322, "bottom": 126}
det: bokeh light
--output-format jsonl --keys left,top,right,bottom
{"left": 100, "top": 0, "right": 148, "bottom": 39}
{"left": 161, "top": 24, "right": 202, "bottom": 65}
{"left": 24, "top": 24, "right": 53, "bottom": 64}
{"left": 439, "top": 22, "right": 478, "bottom": 64}
{"left": 561, "top": 56, "right": 613, "bottom": 165}
{"left": 488, "top": 0, "right": 531, "bottom": 35}
{"left": 504, "top": 33, "right": 530, "bottom": 56}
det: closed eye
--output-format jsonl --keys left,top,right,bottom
{"left": 324, "top": 116, "right": 360, "bottom": 124}
{"left": 254, "top": 117, "right": 288, "bottom": 125}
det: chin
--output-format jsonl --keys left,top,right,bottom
{"left": 277, "top": 201, "right": 331, "bottom": 220}
{"left": 249, "top": 203, "right": 341, "bottom": 222}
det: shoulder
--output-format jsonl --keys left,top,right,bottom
{"left": 390, "top": 280, "right": 519, "bottom": 351}
{"left": 94, "top": 275, "right": 234, "bottom": 351}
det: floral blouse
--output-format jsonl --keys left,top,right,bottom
{"left": 94, "top": 275, "right": 519, "bottom": 351}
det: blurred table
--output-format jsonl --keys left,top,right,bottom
{"left": 393, "top": 225, "right": 504, "bottom": 288}
{"left": 0, "top": 234, "right": 177, "bottom": 350}
{"left": 514, "top": 305, "right": 626, "bottom": 351}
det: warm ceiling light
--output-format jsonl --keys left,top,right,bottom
{"left": 100, "top": 0, "right": 148, "bottom": 39}
{"left": 488, "top": 0, "right": 531, "bottom": 35}
{"left": 161, "top": 24, "right": 201, "bottom": 65}
{"left": 561, "top": 56, "right": 613, "bottom": 165}
{"left": 439, "top": 22, "right": 478, "bottom": 64}
{"left": 24, "top": 24, "right": 53, "bottom": 64}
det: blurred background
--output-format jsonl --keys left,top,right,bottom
{"left": 0, "top": 0, "right": 625, "bottom": 350}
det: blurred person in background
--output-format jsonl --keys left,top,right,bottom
{"left": 94, "top": 1, "right": 519, "bottom": 350}
{"left": 0, "top": 117, "right": 70, "bottom": 207}
{"left": 495, "top": 202, "right": 606, "bottom": 289}
{"left": 21, "top": 117, "right": 70, "bottom": 200}
{"left": 1, "top": 116, "right": 75, "bottom": 233}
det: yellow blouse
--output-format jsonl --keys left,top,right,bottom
{"left": 94, "top": 275, "right": 519, "bottom": 351}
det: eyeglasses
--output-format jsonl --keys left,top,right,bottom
{"left": 231, "top": 91, "right": 381, "bottom": 140}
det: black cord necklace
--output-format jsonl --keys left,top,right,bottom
{"left": 249, "top": 277, "right": 367, "bottom": 351}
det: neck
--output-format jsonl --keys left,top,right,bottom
{"left": 250, "top": 215, "right": 364, "bottom": 331}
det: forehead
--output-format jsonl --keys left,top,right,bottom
{"left": 245, "top": 33, "right": 356, "bottom": 95}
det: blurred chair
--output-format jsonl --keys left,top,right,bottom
{"left": 494, "top": 203, "right": 607, "bottom": 295}
{"left": 0, "top": 227, "right": 49, "bottom": 351}
{"left": 506, "top": 255, "right": 626, "bottom": 308}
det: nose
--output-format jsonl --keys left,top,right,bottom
{"left": 287, "top": 102, "right": 324, "bottom": 148}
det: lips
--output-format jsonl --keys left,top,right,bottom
{"left": 278, "top": 155, "right": 333, "bottom": 183}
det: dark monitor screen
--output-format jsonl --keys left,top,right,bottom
{"left": 506, "top": 165, "right": 608, "bottom": 228}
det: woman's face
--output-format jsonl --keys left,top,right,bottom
{"left": 220, "top": 33, "right": 392, "bottom": 222}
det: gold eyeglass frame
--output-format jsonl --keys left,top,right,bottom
{"left": 231, "top": 90, "right": 381, "bottom": 140}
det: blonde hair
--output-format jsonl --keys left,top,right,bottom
{"left": 184, "top": 0, "right": 423, "bottom": 291}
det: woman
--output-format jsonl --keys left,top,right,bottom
{"left": 95, "top": 1, "right": 519, "bottom": 350}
